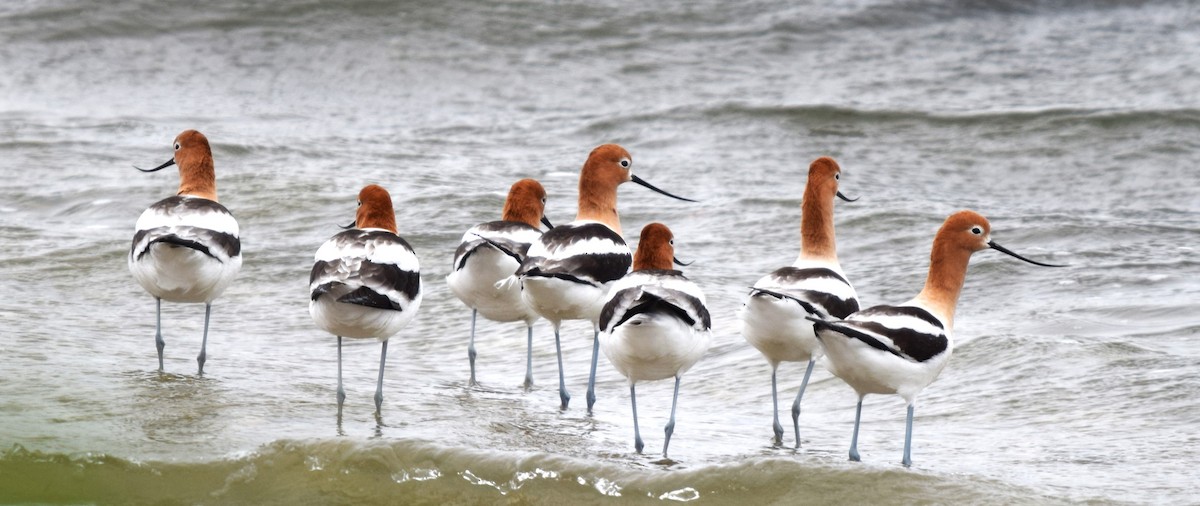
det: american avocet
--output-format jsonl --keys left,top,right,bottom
{"left": 515, "top": 144, "right": 695, "bottom": 412}
{"left": 446, "top": 178, "right": 553, "bottom": 389}
{"left": 809, "top": 210, "right": 1064, "bottom": 467}
{"left": 599, "top": 223, "right": 711, "bottom": 457}
{"left": 309, "top": 184, "right": 422, "bottom": 414}
{"left": 739, "top": 156, "right": 858, "bottom": 447}
{"left": 129, "top": 129, "right": 241, "bottom": 375}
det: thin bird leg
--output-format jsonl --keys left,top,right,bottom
{"left": 663, "top": 375, "right": 681, "bottom": 458}
{"left": 771, "top": 365, "right": 783, "bottom": 445}
{"left": 197, "top": 303, "right": 212, "bottom": 375}
{"left": 467, "top": 309, "right": 478, "bottom": 386}
{"left": 791, "top": 358, "right": 816, "bottom": 448}
{"left": 374, "top": 340, "right": 389, "bottom": 414}
{"left": 586, "top": 325, "right": 599, "bottom": 414}
{"left": 154, "top": 297, "right": 165, "bottom": 372}
{"left": 630, "top": 384, "right": 644, "bottom": 453}
{"left": 523, "top": 324, "right": 534, "bottom": 391}
{"left": 902, "top": 403, "right": 915, "bottom": 467}
{"left": 850, "top": 397, "right": 864, "bottom": 462}
{"left": 337, "top": 336, "right": 346, "bottom": 412}
{"left": 554, "top": 323, "right": 570, "bottom": 409}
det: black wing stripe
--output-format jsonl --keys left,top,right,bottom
{"left": 749, "top": 287, "right": 819, "bottom": 315}
{"left": 311, "top": 281, "right": 340, "bottom": 301}
{"left": 518, "top": 252, "right": 630, "bottom": 284}
{"left": 615, "top": 292, "right": 696, "bottom": 329}
{"left": 208, "top": 230, "right": 241, "bottom": 257}
{"left": 520, "top": 266, "right": 599, "bottom": 287}
{"left": 853, "top": 321, "right": 947, "bottom": 363}
{"left": 769, "top": 266, "right": 850, "bottom": 286}
{"left": 602, "top": 285, "right": 711, "bottom": 333}
{"left": 808, "top": 317, "right": 905, "bottom": 359}
{"left": 141, "top": 235, "right": 216, "bottom": 261}
{"left": 358, "top": 260, "right": 421, "bottom": 301}
{"left": 539, "top": 222, "right": 621, "bottom": 250}
{"left": 471, "top": 235, "right": 526, "bottom": 265}
{"left": 337, "top": 286, "right": 402, "bottom": 311}
{"left": 750, "top": 287, "right": 859, "bottom": 319}
{"left": 859, "top": 305, "right": 945, "bottom": 330}
{"left": 134, "top": 228, "right": 240, "bottom": 260}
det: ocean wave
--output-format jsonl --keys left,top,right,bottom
{"left": 0, "top": 438, "right": 1070, "bottom": 505}
{"left": 578, "top": 102, "right": 1200, "bottom": 136}
{"left": 771, "top": 0, "right": 1188, "bottom": 32}
{"left": 704, "top": 103, "right": 1200, "bottom": 127}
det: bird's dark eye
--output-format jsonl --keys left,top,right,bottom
{"left": 971, "top": 226, "right": 983, "bottom": 235}
{"left": 620, "top": 159, "right": 630, "bottom": 168}
{"left": 174, "top": 142, "right": 181, "bottom": 151}
{"left": 834, "top": 173, "right": 840, "bottom": 180}
{"left": 357, "top": 200, "right": 362, "bottom": 206}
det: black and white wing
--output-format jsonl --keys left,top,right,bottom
{"left": 310, "top": 229, "right": 421, "bottom": 312}
{"left": 517, "top": 221, "right": 631, "bottom": 287}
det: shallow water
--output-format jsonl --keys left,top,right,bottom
{"left": 2, "top": 0, "right": 1199, "bottom": 504}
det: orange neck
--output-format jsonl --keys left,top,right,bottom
{"left": 798, "top": 182, "right": 836, "bottom": 261}
{"left": 358, "top": 207, "right": 397, "bottom": 234}
{"left": 632, "top": 223, "right": 674, "bottom": 271}
{"left": 633, "top": 248, "right": 672, "bottom": 271}
{"left": 502, "top": 194, "right": 543, "bottom": 229}
{"left": 914, "top": 239, "right": 971, "bottom": 327}
{"left": 575, "top": 171, "right": 623, "bottom": 234}
{"left": 177, "top": 156, "right": 218, "bottom": 202}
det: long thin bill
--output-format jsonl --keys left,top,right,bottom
{"left": 988, "top": 240, "right": 1066, "bottom": 267}
{"left": 672, "top": 256, "right": 693, "bottom": 266}
{"left": 630, "top": 174, "right": 697, "bottom": 202}
{"left": 337, "top": 220, "right": 356, "bottom": 229}
{"left": 135, "top": 158, "right": 176, "bottom": 173}
{"left": 541, "top": 215, "right": 554, "bottom": 229}
{"left": 836, "top": 191, "right": 859, "bottom": 202}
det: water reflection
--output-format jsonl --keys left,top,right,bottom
{"left": 124, "top": 370, "right": 229, "bottom": 445}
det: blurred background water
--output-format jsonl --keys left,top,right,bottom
{"left": 1, "top": 0, "right": 1198, "bottom": 503}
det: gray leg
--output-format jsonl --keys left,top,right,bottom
{"left": 336, "top": 336, "right": 346, "bottom": 412}
{"left": 770, "top": 366, "right": 783, "bottom": 445}
{"left": 630, "top": 384, "right": 644, "bottom": 453}
{"left": 523, "top": 324, "right": 534, "bottom": 391}
{"left": 197, "top": 303, "right": 211, "bottom": 375}
{"left": 850, "top": 397, "right": 863, "bottom": 462}
{"left": 902, "top": 403, "right": 914, "bottom": 467}
{"left": 790, "top": 358, "right": 816, "bottom": 448}
{"left": 553, "top": 323, "right": 570, "bottom": 409}
{"left": 663, "top": 376, "right": 680, "bottom": 458}
{"left": 154, "top": 298, "right": 165, "bottom": 371}
{"left": 586, "top": 325, "right": 599, "bottom": 414}
{"left": 374, "top": 340, "right": 388, "bottom": 413}
{"left": 467, "top": 309, "right": 478, "bottom": 386}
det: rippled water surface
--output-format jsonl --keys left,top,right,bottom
{"left": 2, "top": 1, "right": 1198, "bottom": 504}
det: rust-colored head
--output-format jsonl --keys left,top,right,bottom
{"left": 633, "top": 222, "right": 675, "bottom": 271}
{"left": 575, "top": 144, "right": 694, "bottom": 233}
{"left": 933, "top": 210, "right": 993, "bottom": 254}
{"left": 576, "top": 144, "right": 634, "bottom": 231}
{"left": 138, "top": 129, "right": 218, "bottom": 201}
{"left": 917, "top": 210, "right": 1063, "bottom": 326}
{"left": 805, "top": 157, "right": 844, "bottom": 200}
{"left": 501, "top": 178, "right": 550, "bottom": 229}
{"left": 933, "top": 210, "right": 1063, "bottom": 267}
{"left": 355, "top": 184, "right": 398, "bottom": 234}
